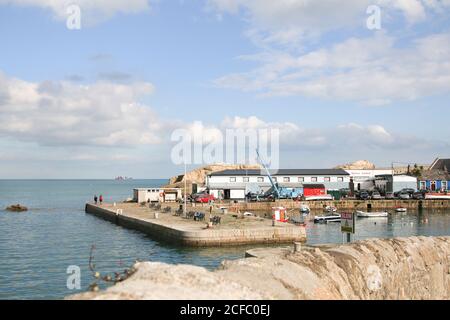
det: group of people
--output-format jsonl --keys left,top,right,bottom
{"left": 94, "top": 194, "right": 103, "bottom": 205}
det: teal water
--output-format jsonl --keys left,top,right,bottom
{"left": 0, "top": 180, "right": 254, "bottom": 300}
{"left": 0, "top": 180, "right": 450, "bottom": 300}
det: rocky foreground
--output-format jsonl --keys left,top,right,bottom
{"left": 69, "top": 236, "right": 450, "bottom": 300}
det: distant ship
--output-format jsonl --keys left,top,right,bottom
{"left": 115, "top": 176, "right": 133, "bottom": 181}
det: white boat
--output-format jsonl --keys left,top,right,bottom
{"left": 325, "top": 205, "right": 337, "bottom": 213}
{"left": 314, "top": 213, "right": 341, "bottom": 223}
{"left": 305, "top": 195, "right": 334, "bottom": 201}
{"left": 300, "top": 205, "right": 310, "bottom": 215}
{"left": 425, "top": 193, "right": 450, "bottom": 200}
{"left": 395, "top": 207, "right": 407, "bottom": 212}
{"left": 356, "top": 211, "right": 388, "bottom": 218}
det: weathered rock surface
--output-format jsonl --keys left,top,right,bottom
{"left": 69, "top": 236, "right": 450, "bottom": 300}
{"left": 335, "top": 160, "right": 376, "bottom": 170}
{"left": 5, "top": 204, "right": 28, "bottom": 212}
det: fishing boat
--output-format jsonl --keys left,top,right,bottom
{"left": 425, "top": 193, "right": 450, "bottom": 200}
{"left": 395, "top": 207, "right": 407, "bottom": 212}
{"left": 314, "top": 213, "right": 341, "bottom": 223}
{"left": 356, "top": 211, "right": 388, "bottom": 218}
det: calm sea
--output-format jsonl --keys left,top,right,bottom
{"left": 0, "top": 179, "right": 449, "bottom": 300}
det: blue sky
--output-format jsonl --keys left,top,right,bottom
{"left": 0, "top": 0, "right": 449, "bottom": 178}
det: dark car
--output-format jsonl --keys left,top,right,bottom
{"left": 397, "top": 188, "right": 415, "bottom": 196}
{"left": 412, "top": 192, "right": 424, "bottom": 200}
{"left": 357, "top": 191, "right": 370, "bottom": 200}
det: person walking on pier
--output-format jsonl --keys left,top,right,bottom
{"left": 94, "top": 195, "right": 98, "bottom": 205}
{"left": 99, "top": 195, "right": 103, "bottom": 205}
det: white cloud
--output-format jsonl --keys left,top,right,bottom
{"left": 208, "top": 0, "right": 450, "bottom": 46}
{"left": 218, "top": 116, "right": 414, "bottom": 150}
{"left": 214, "top": 32, "right": 450, "bottom": 104}
{"left": 0, "top": 0, "right": 151, "bottom": 24}
{"left": 0, "top": 71, "right": 164, "bottom": 147}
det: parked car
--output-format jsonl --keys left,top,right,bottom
{"left": 412, "top": 192, "right": 424, "bottom": 200}
{"left": 371, "top": 190, "right": 382, "bottom": 200}
{"left": 357, "top": 190, "right": 370, "bottom": 200}
{"left": 194, "top": 194, "right": 216, "bottom": 203}
{"left": 398, "top": 192, "right": 411, "bottom": 200}
{"left": 385, "top": 192, "right": 395, "bottom": 199}
{"left": 395, "top": 188, "right": 415, "bottom": 197}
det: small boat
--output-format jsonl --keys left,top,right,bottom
{"left": 425, "top": 193, "right": 450, "bottom": 200}
{"left": 300, "top": 205, "right": 310, "bottom": 215}
{"left": 314, "top": 213, "right": 341, "bottom": 223}
{"left": 324, "top": 205, "right": 337, "bottom": 213}
{"left": 356, "top": 211, "right": 388, "bottom": 218}
{"left": 395, "top": 207, "right": 407, "bottom": 213}
{"left": 305, "top": 195, "right": 334, "bottom": 201}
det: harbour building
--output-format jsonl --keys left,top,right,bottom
{"left": 206, "top": 169, "right": 350, "bottom": 200}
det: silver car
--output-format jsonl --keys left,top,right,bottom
{"left": 371, "top": 191, "right": 382, "bottom": 200}
{"left": 398, "top": 192, "right": 411, "bottom": 200}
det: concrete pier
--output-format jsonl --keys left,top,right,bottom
{"left": 85, "top": 203, "right": 306, "bottom": 247}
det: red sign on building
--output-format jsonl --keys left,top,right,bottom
{"left": 303, "top": 184, "right": 326, "bottom": 197}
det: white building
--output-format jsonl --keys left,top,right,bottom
{"left": 345, "top": 169, "right": 393, "bottom": 191}
{"left": 206, "top": 169, "right": 350, "bottom": 200}
{"left": 375, "top": 175, "right": 418, "bottom": 193}
{"left": 133, "top": 188, "right": 182, "bottom": 203}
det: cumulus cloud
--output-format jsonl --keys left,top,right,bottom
{"left": 0, "top": 71, "right": 163, "bottom": 147}
{"left": 208, "top": 0, "right": 450, "bottom": 45}
{"left": 0, "top": 0, "right": 151, "bottom": 24}
{"left": 214, "top": 32, "right": 450, "bottom": 104}
{"left": 179, "top": 115, "right": 438, "bottom": 153}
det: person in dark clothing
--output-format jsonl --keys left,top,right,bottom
{"left": 99, "top": 195, "right": 103, "bottom": 205}
{"left": 94, "top": 195, "right": 98, "bottom": 205}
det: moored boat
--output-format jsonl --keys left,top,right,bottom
{"left": 395, "top": 207, "right": 407, "bottom": 212}
{"left": 356, "top": 211, "right": 388, "bottom": 218}
{"left": 305, "top": 195, "right": 333, "bottom": 201}
{"left": 300, "top": 205, "right": 310, "bottom": 215}
{"left": 425, "top": 193, "right": 450, "bottom": 200}
{"left": 314, "top": 213, "right": 341, "bottom": 223}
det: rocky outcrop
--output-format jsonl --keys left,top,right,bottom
{"left": 164, "top": 163, "right": 261, "bottom": 191}
{"left": 335, "top": 160, "right": 376, "bottom": 170}
{"left": 5, "top": 204, "right": 28, "bottom": 212}
{"left": 69, "top": 236, "right": 450, "bottom": 300}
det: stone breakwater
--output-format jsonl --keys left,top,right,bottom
{"left": 69, "top": 236, "right": 450, "bottom": 300}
